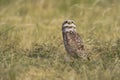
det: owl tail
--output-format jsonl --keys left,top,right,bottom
{"left": 78, "top": 51, "right": 90, "bottom": 60}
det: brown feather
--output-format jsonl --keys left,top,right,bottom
{"left": 63, "top": 31, "right": 87, "bottom": 58}
{"left": 62, "top": 20, "right": 88, "bottom": 59}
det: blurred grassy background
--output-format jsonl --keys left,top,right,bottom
{"left": 0, "top": 0, "right": 120, "bottom": 80}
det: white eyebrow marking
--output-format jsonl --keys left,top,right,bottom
{"left": 63, "top": 23, "right": 76, "bottom": 27}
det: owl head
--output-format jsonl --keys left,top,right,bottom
{"left": 62, "top": 20, "right": 76, "bottom": 32}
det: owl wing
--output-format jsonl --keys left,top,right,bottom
{"left": 75, "top": 33, "right": 85, "bottom": 50}
{"left": 66, "top": 32, "right": 86, "bottom": 57}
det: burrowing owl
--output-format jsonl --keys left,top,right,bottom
{"left": 62, "top": 20, "right": 87, "bottom": 59}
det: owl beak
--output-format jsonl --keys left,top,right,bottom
{"left": 67, "top": 22, "right": 71, "bottom": 24}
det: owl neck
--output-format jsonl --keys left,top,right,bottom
{"left": 63, "top": 28, "right": 76, "bottom": 33}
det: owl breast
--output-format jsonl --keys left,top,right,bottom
{"left": 62, "top": 31, "right": 86, "bottom": 58}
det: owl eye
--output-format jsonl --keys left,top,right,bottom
{"left": 64, "top": 20, "right": 67, "bottom": 23}
{"left": 72, "top": 20, "right": 75, "bottom": 23}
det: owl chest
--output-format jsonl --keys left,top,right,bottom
{"left": 63, "top": 32, "right": 77, "bottom": 45}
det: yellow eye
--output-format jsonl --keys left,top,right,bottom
{"left": 65, "top": 21, "right": 68, "bottom": 23}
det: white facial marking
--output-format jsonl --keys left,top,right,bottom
{"left": 63, "top": 28, "right": 76, "bottom": 32}
{"left": 62, "top": 20, "right": 76, "bottom": 32}
{"left": 63, "top": 23, "right": 76, "bottom": 28}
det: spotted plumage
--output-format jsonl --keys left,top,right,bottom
{"left": 62, "top": 20, "right": 88, "bottom": 59}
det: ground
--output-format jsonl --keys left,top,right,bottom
{"left": 0, "top": 0, "right": 120, "bottom": 80}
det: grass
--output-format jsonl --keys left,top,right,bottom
{"left": 0, "top": 0, "right": 120, "bottom": 80}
